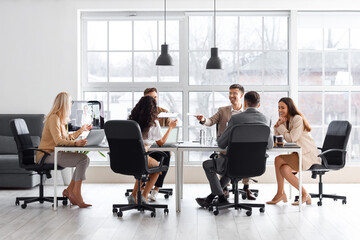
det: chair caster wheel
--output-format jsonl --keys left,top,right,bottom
{"left": 342, "top": 200, "right": 347, "bottom": 204}
{"left": 213, "top": 210, "right": 219, "bottom": 216}
{"left": 151, "top": 211, "right": 156, "bottom": 218}
{"left": 317, "top": 201, "right": 322, "bottom": 206}
{"left": 117, "top": 211, "right": 123, "bottom": 217}
{"left": 209, "top": 206, "right": 213, "bottom": 211}
{"left": 21, "top": 203, "right": 27, "bottom": 209}
{"left": 62, "top": 200, "right": 68, "bottom": 206}
{"left": 246, "top": 211, "right": 252, "bottom": 216}
{"left": 164, "top": 208, "right": 169, "bottom": 214}
{"left": 334, "top": 199, "right": 337, "bottom": 201}
{"left": 254, "top": 192, "right": 258, "bottom": 197}
{"left": 15, "top": 200, "right": 20, "bottom": 206}
{"left": 242, "top": 194, "right": 247, "bottom": 200}
{"left": 169, "top": 192, "right": 173, "bottom": 196}
{"left": 164, "top": 194, "right": 169, "bottom": 199}
{"left": 295, "top": 196, "right": 299, "bottom": 202}
{"left": 259, "top": 208, "right": 265, "bottom": 213}
{"left": 39, "top": 200, "right": 44, "bottom": 204}
{"left": 113, "top": 208, "right": 118, "bottom": 213}
{"left": 125, "top": 192, "right": 129, "bottom": 197}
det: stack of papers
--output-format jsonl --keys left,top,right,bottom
{"left": 158, "top": 112, "right": 179, "bottom": 118}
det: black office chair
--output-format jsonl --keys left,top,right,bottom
{"left": 124, "top": 151, "right": 173, "bottom": 199}
{"left": 10, "top": 119, "right": 68, "bottom": 209}
{"left": 105, "top": 120, "right": 169, "bottom": 218}
{"left": 213, "top": 123, "right": 259, "bottom": 200}
{"left": 210, "top": 123, "right": 270, "bottom": 216}
{"left": 296, "top": 120, "right": 352, "bottom": 206}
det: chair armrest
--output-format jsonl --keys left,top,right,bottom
{"left": 145, "top": 150, "right": 168, "bottom": 170}
{"left": 23, "top": 147, "right": 50, "bottom": 156}
{"left": 22, "top": 147, "right": 50, "bottom": 165}
{"left": 318, "top": 148, "right": 346, "bottom": 156}
{"left": 318, "top": 148, "right": 346, "bottom": 168}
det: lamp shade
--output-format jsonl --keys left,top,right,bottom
{"left": 156, "top": 44, "right": 173, "bottom": 66}
{"left": 206, "top": 47, "right": 222, "bottom": 69}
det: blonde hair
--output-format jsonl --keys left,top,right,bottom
{"left": 45, "top": 92, "right": 72, "bottom": 124}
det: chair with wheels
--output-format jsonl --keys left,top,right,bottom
{"left": 213, "top": 123, "right": 259, "bottom": 200}
{"left": 295, "top": 120, "right": 352, "bottom": 206}
{"left": 105, "top": 120, "right": 169, "bottom": 218}
{"left": 210, "top": 123, "right": 270, "bottom": 216}
{"left": 10, "top": 119, "right": 68, "bottom": 209}
{"left": 124, "top": 151, "right": 173, "bottom": 199}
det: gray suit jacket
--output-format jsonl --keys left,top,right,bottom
{"left": 217, "top": 107, "right": 273, "bottom": 150}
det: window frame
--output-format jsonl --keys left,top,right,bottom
{"left": 80, "top": 10, "right": 292, "bottom": 165}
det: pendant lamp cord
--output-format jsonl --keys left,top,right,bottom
{"left": 164, "top": 0, "right": 167, "bottom": 44}
{"left": 214, "top": 0, "right": 216, "bottom": 47}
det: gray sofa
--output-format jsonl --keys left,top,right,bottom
{"left": 0, "top": 114, "right": 45, "bottom": 188}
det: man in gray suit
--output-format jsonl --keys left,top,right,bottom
{"left": 195, "top": 91, "right": 273, "bottom": 208}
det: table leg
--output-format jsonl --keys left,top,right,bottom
{"left": 175, "top": 149, "right": 181, "bottom": 212}
{"left": 53, "top": 149, "right": 58, "bottom": 211}
{"left": 180, "top": 151, "right": 184, "bottom": 199}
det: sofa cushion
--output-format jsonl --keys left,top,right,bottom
{"left": 0, "top": 114, "right": 44, "bottom": 137}
{"left": 0, "top": 135, "right": 40, "bottom": 154}
{"left": 0, "top": 155, "right": 32, "bottom": 173}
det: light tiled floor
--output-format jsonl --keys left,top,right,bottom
{"left": 0, "top": 183, "right": 359, "bottom": 240}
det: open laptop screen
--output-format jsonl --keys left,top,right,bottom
{"left": 160, "top": 127, "right": 179, "bottom": 144}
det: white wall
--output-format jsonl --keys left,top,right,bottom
{"left": 1, "top": 0, "right": 360, "bottom": 114}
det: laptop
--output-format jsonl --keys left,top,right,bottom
{"left": 151, "top": 127, "right": 179, "bottom": 147}
{"left": 85, "top": 129, "right": 106, "bottom": 146}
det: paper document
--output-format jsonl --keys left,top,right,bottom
{"left": 158, "top": 112, "right": 179, "bottom": 118}
{"left": 187, "top": 113, "right": 199, "bottom": 116}
{"left": 284, "top": 142, "right": 297, "bottom": 146}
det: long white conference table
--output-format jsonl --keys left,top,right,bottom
{"left": 53, "top": 142, "right": 302, "bottom": 212}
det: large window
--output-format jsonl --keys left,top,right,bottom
{"left": 298, "top": 12, "right": 360, "bottom": 163}
{"left": 81, "top": 11, "right": 290, "bottom": 164}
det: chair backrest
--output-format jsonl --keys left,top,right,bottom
{"left": 9, "top": 119, "right": 36, "bottom": 167}
{"left": 225, "top": 124, "right": 270, "bottom": 179}
{"left": 104, "top": 120, "right": 148, "bottom": 176}
{"left": 321, "top": 120, "right": 352, "bottom": 167}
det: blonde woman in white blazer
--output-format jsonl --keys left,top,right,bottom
{"left": 266, "top": 97, "right": 321, "bottom": 206}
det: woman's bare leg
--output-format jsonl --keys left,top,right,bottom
{"left": 271, "top": 156, "right": 287, "bottom": 200}
{"left": 280, "top": 164, "right": 307, "bottom": 197}
{"left": 142, "top": 173, "right": 160, "bottom": 198}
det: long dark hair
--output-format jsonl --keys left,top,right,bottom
{"left": 279, "top": 97, "right": 311, "bottom": 132}
{"left": 129, "top": 96, "right": 158, "bottom": 139}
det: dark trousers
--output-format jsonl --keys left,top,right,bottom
{"left": 149, "top": 151, "right": 171, "bottom": 188}
{"left": 203, "top": 156, "right": 231, "bottom": 196}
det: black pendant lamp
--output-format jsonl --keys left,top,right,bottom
{"left": 206, "top": 0, "right": 222, "bottom": 69}
{"left": 156, "top": 0, "right": 173, "bottom": 66}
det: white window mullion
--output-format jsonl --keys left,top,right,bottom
{"left": 289, "top": 10, "right": 298, "bottom": 103}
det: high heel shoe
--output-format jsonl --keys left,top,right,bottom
{"left": 67, "top": 191, "right": 92, "bottom": 208}
{"left": 266, "top": 193, "right": 288, "bottom": 205}
{"left": 292, "top": 194, "right": 311, "bottom": 206}
{"left": 62, "top": 189, "right": 77, "bottom": 206}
